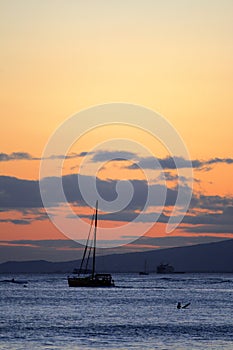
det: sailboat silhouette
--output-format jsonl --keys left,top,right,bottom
{"left": 67, "top": 201, "right": 115, "bottom": 287}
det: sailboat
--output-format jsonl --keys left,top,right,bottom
{"left": 67, "top": 201, "right": 115, "bottom": 287}
{"left": 139, "top": 259, "right": 149, "bottom": 275}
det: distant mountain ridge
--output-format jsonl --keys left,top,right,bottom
{"left": 0, "top": 239, "right": 233, "bottom": 273}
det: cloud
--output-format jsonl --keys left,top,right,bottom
{"left": 156, "top": 171, "right": 194, "bottom": 185}
{"left": 181, "top": 225, "right": 233, "bottom": 234}
{"left": 126, "top": 155, "right": 233, "bottom": 171}
{"left": 0, "top": 175, "right": 147, "bottom": 211}
{"left": 0, "top": 174, "right": 188, "bottom": 227}
{"left": 0, "top": 176, "right": 43, "bottom": 209}
{"left": 0, "top": 239, "right": 80, "bottom": 248}
{"left": 0, "top": 209, "right": 48, "bottom": 225}
{"left": 1, "top": 174, "right": 233, "bottom": 238}
{"left": 2, "top": 150, "right": 233, "bottom": 174}
{"left": 191, "top": 195, "right": 233, "bottom": 211}
{"left": 48, "top": 152, "right": 93, "bottom": 160}
{"left": 180, "top": 206, "right": 233, "bottom": 233}
{"left": 0, "top": 151, "right": 92, "bottom": 162}
{"left": 0, "top": 152, "right": 34, "bottom": 161}
{"left": 90, "top": 150, "right": 138, "bottom": 162}
{"left": 126, "top": 156, "right": 194, "bottom": 170}
{"left": 206, "top": 157, "right": 233, "bottom": 165}
{"left": 0, "top": 219, "right": 31, "bottom": 225}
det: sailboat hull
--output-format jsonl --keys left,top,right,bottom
{"left": 68, "top": 274, "right": 115, "bottom": 287}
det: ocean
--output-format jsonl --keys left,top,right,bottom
{"left": 0, "top": 273, "right": 232, "bottom": 349}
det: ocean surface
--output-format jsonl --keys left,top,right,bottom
{"left": 0, "top": 273, "right": 232, "bottom": 350}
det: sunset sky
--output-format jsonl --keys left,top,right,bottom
{"left": 1, "top": 1, "right": 233, "bottom": 262}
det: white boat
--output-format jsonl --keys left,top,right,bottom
{"left": 157, "top": 263, "right": 174, "bottom": 274}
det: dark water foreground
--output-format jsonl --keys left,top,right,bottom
{"left": 0, "top": 273, "right": 232, "bottom": 349}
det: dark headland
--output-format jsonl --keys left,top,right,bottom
{"left": 0, "top": 239, "right": 232, "bottom": 274}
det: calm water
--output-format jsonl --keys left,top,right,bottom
{"left": 0, "top": 273, "right": 232, "bottom": 349}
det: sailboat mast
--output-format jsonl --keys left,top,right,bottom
{"left": 92, "top": 200, "right": 98, "bottom": 279}
{"left": 79, "top": 211, "right": 95, "bottom": 275}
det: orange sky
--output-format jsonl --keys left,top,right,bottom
{"left": 0, "top": 1, "right": 233, "bottom": 257}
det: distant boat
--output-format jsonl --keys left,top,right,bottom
{"left": 139, "top": 260, "right": 149, "bottom": 275}
{"left": 67, "top": 201, "right": 115, "bottom": 288}
{"left": 157, "top": 263, "right": 174, "bottom": 274}
{"left": 0, "top": 278, "right": 28, "bottom": 285}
